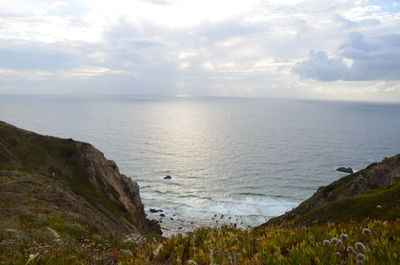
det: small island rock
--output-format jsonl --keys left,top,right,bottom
{"left": 336, "top": 167, "right": 354, "bottom": 174}
{"left": 164, "top": 175, "right": 172, "bottom": 180}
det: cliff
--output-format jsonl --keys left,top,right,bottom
{"left": 2, "top": 121, "right": 400, "bottom": 264}
{"left": 265, "top": 154, "right": 400, "bottom": 226}
{"left": 0, "top": 121, "right": 161, "bottom": 240}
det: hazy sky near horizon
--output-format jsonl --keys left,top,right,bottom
{"left": 0, "top": 0, "right": 400, "bottom": 101}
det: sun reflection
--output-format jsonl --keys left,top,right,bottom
{"left": 152, "top": 100, "right": 215, "bottom": 179}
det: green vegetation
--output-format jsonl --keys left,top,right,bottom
{"left": 2, "top": 121, "right": 400, "bottom": 264}
{"left": 267, "top": 154, "right": 400, "bottom": 226}
{"left": 0, "top": 121, "right": 157, "bottom": 240}
{"left": 0, "top": 121, "right": 131, "bottom": 225}
{"left": 1, "top": 218, "right": 399, "bottom": 264}
{"left": 295, "top": 181, "right": 400, "bottom": 224}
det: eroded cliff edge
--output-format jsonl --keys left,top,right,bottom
{"left": 0, "top": 121, "right": 161, "bottom": 239}
{"left": 265, "top": 154, "right": 400, "bottom": 226}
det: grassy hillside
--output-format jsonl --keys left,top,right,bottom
{"left": 1, "top": 218, "right": 399, "bottom": 264}
{"left": 0, "top": 121, "right": 160, "bottom": 242}
{"left": 1, "top": 121, "right": 399, "bottom": 264}
{"left": 266, "top": 155, "right": 400, "bottom": 226}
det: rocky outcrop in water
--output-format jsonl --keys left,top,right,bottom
{"left": 336, "top": 167, "right": 354, "bottom": 174}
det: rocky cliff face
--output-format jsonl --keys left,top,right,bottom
{"left": 74, "top": 142, "right": 161, "bottom": 234}
{"left": 0, "top": 121, "right": 161, "bottom": 238}
{"left": 265, "top": 154, "right": 400, "bottom": 226}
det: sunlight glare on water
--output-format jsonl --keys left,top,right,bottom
{"left": 1, "top": 95, "right": 400, "bottom": 235}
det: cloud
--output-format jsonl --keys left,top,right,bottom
{"left": 294, "top": 32, "right": 400, "bottom": 81}
{"left": 0, "top": 48, "right": 73, "bottom": 70}
{"left": 0, "top": 0, "right": 399, "bottom": 100}
{"left": 141, "top": 0, "right": 170, "bottom": 5}
{"left": 293, "top": 51, "right": 348, "bottom": 81}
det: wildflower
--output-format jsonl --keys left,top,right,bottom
{"left": 330, "top": 237, "right": 342, "bottom": 247}
{"left": 347, "top": 246, "right": 357, "bottom": 255}
{"left": 323, "top": 239, "right": 330, "bottom": 246}
{"left": 357, "top": 253, "right": 365, "bottom": 261}
{"left": 377, "top": 205, "right": 382, "bottom": 209}
{"left": 362, "top": 228, "right": 372, "bottom": 236}
{"left": 356, "top": 260, "right": 364, "bottom": 265}
{"left": 153, "top": 244, "right": 163, "bottom": 256}
{"left": 120, "top": 249, "right": 133, "bottom": 256}
{"left": 340, "top": 233, "right": 348, "bottom": 241}
{"left": 26, "top": 253, "right": 40, "bottom": 265}
{"left": 335, "top": 252, "right": 341, "bottom": 258}
{"left": 354, "top": 242, "right": 367, "bottom": 253}
{"left": 330, "top": 237, "right": 339, "bottom": 246}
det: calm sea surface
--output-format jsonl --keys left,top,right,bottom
{"left": 1, "top": 96, "right": 400, "bottom": 235}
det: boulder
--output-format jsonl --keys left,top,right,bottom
{"left": 149, "top": 208, "right": 163, "bottom": 213}
{"left": 336, "top": 167, "right": 354, "bottom": 174}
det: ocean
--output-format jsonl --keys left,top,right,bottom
{"left": 1, "top": 95, "right": 400, "bottom": 236}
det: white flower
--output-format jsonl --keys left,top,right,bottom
{"left": 357, "top": 253, "right": 365, "bottom": 261}
{"left": 153, "top": 244, "right": 163, "bottom": 256}
{"left": 340, "top": 233, "right": 348, "bottom": 241}
{"left": 347, "top": 246, "right": 357, "bottom": 255}
{"left": 323, "top": 239, "right": 330, "bottom": 246}
{"left": 120, "top": 249, "right": 133, "bottom": 256}
{"left": 330, "top": 237, "right": 340, "bottom": 246}
{"left": 330, "top": 237, "right": 343, "bottom": 247}
{"left": 356, "top": 260, "right": 364, "bottom": 265}
{"left": 355, "top": 242, "right": 367, "bottom": 253}
{"left": 26, "top": 253, "right": 40, "bottom": 265}
{"left": 362, "top": 228, "right": 372, "bottom": 236}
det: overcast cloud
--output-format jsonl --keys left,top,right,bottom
{"left": 294, "top": 32, "right": 400, "bottom": 81}
{"left": 0, "top": 0, "right": 399, "bottom": 101}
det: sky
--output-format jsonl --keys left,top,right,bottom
{"left": 0, "top": 0, "right": 400, "bottom": 101}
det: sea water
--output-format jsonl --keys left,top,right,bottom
{"left": 1, "top": 95, "right": 400, "bottom": 235}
